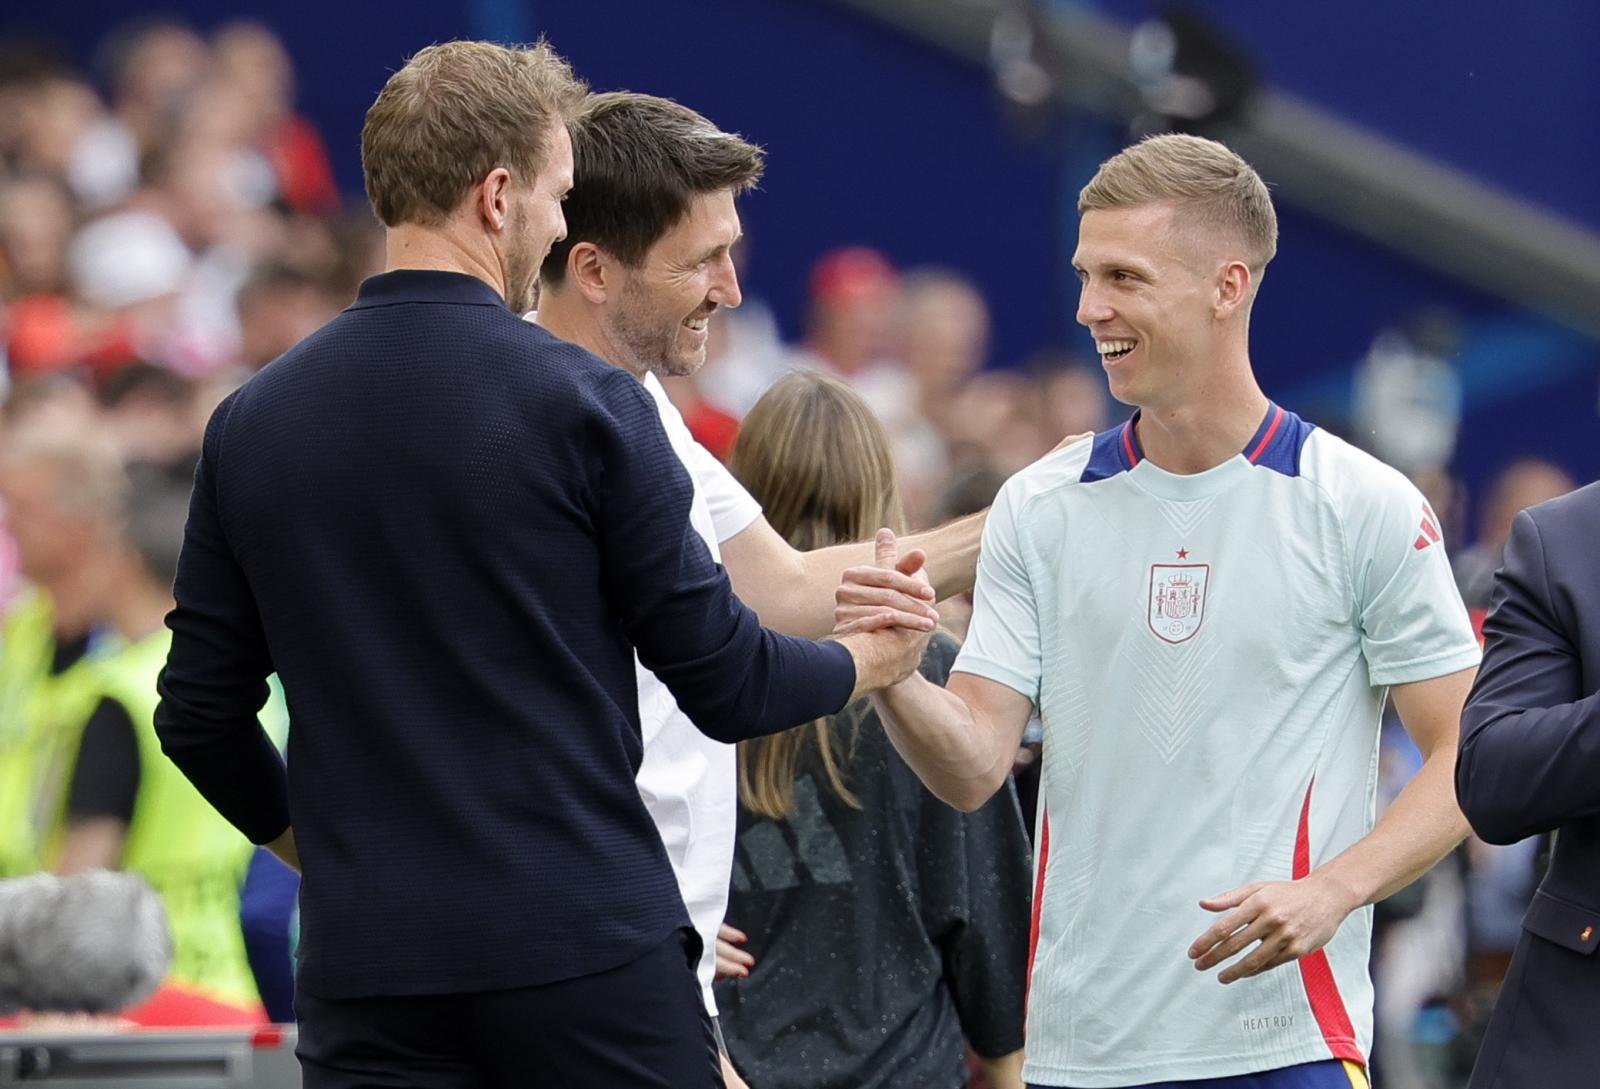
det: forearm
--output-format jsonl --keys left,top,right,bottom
{"left": 1317, "top": 746, "right": 1468, "bottom": 907}
{"left": 904, "top": 510, "right": 984, "bottom": 600}
{"left": 155, "top": 690, "right": 291, "bottom": 845}
{"left": 782, "top": 512, "right": 987, "bottom": 639}
{"left": 872, "top": 675, "right": 1010, "bottom": 811}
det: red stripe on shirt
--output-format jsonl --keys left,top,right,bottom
{"left": 1121, "top": 424, "right": 1140, "bottom": 467}
{"left": 1025, "top": 808, "right": 1051, "bottom": 1017}
{"left": 1292, "top": 778, "right": 1364, "bottom": 1063}
{"left": 1247, "top": 405, "right": 1286, "bottom": 463}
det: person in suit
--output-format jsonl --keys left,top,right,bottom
{"left": 154, "top": 40, "right": 934, "bottom": 1089}
{"left": 1456, "top": 478, "right": 1597, "bottom": 1089}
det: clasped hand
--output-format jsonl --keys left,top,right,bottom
{"left": 833, "top": 528, "right": 937, "bottom": 687}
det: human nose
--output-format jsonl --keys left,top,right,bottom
{"left": 709, "top": 253, "right": 742, "bottom": 310}
{"left": 1076, "top": 280, "right": 1112, "bottom": 328}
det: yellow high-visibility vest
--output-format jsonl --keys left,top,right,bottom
{"left": 96, "top": 629, "right": 263, "bottom": 1011}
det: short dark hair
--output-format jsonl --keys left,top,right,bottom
{"left": 541, "top": 92, "right": 764, "bottom": 285}
{"left": 361, "top": 39, "right": 586, "bottom": 228}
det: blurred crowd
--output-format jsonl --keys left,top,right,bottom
{"left": 0, "top": 19, "right": 1587, "bottom": 1089}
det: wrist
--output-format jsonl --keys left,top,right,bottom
{"left": 1309, "top": 865, "right": 1369, "bottom": 913}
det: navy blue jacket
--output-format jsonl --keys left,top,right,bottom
{"left": 155, "top": 270, "right": 855, "bottom": 999}
{"left": 1456, "top": 480, "right": 1600, "bottom": 1088}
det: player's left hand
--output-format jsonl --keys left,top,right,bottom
{"left": 1187, "top": 873, "right": 1360, "bottom": 984}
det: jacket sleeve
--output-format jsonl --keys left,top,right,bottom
{"left": 587, "top": 369, "right": 855, "bottom": 742}
{"left": 1456, "top": 509, "right": 1600, "bottom": 844}
{"left": 154, "top": 396, "right": 290, "bottom": 845}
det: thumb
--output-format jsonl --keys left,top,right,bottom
{"left": 896, "top": 548, "right": 929, "bottom": 580}
{"left": 874, "top": 527, "right": 898, "bottom": 568}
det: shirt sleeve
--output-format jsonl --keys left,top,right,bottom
{"left": 1346, "top": 465, "right": 1482, "bottom": 687}
{"left": 686, "top": 438, "right": 762, "bottom": 545}
{"left": 587, "top": 369, "right": 855, "bottom": 742}
{"left": 66, "top": 697, "right": 141, "bottom": 825}
{"left": 953, "top": 479, "right": 1043, "bottom": 702}
{"left": 154, "top": 395, "right": 291, "bottom": 845}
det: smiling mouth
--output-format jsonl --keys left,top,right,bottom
{"left": 1097, "top": 338, "right": 1136, "bottom": 362}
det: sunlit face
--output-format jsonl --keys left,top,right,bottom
{"left": 1072, "top": 202, "right": 1224, "bottom": 409}
{"left": 506, "top": 123, "right": 573, "bottom": 314}
{"left": 603, "top": 188, "right": 743, "bottom": 377}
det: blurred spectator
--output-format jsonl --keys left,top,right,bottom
{"left": 791, "top": 246, "right": 903, "bottom": 383}
{"left": 943, "top": 369, "right": 1052, "bottom": 475}
{"left": 0, "top": 426, "right": 126, "bottom": 878}
{"left": 1453, "top": 458, "right": 1576, "bottom": 610}
{"left": 236, "top": 260, "right": 342, "bottom": 369}
{"left": 95, "top": 18, "right": 209, "bottom": 162}
{"left": 213, "top": 21, "right": 339, "bottom": 216}
{"left": 932, "top": 462, "right": 1008, "bottom": 642}
{"left": 900, "top": 268, "right": 989, "bottom": 425}
{"left": 890, "top": 268, "right": 990, "bottom": 523}
{"left": 67, "top": 464, "right": 263, "bottom": 1013}
{"left": 718, "top": 371, "right": 1030, "bottom": 1089}
{"left": 1033, "top": 352, "right": 1112, "bottom": 441}
{"left": 0, "top": 172, "right": 74, "bottom": 298}
{"left": 96, "top": 363, "right": 203, "bottom": 472}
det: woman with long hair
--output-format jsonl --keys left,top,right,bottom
{"left": 714, "top": 371, "right": 1032, "bottom": 1089}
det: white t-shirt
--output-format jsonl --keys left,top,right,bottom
{"left": 956, "top": 405, "right": 1480, "bottom": 1087}
{"left": 636, "top": 372, "right": 763, "bottom": 1013}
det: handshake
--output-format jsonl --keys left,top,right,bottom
{"left": 831, "top": 528, "right": 940, "bottom": 699}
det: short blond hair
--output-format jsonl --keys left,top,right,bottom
{"left": 361, "top": 39, "right": 587, "bottom": 228}
{"left": 1079, "top": 133, "right": 1277, "bottom": 271}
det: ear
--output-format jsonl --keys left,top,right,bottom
{"left": 1214, "top": 260, "right": 1253, "bottom": 318}
{"left": 567, "top": 242, "right": 611, "bottom": 305}
{"left": 476, "top": 166, "right": 514, "bottom": 233}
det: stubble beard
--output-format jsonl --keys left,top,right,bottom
{"left": 610, "top": 281, "right": 702, "bottom": 379}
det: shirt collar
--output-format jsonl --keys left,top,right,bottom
{"left": 1121, "top": 401, "right": 1285, "bottom": 469}
{"left": 348, "top": 269, "right": 508, "bottom": 310}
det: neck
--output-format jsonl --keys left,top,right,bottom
{"left": 1133, "top": 350, "right": 1269, "bottom": 475}
{"left": 535, "top": 288, "right": 646, "bottom": 380}
{"left": 384, "top": 221, "right": 506, "bottom": 302}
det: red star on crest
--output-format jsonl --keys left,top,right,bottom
{"left": 1176, "top": 548, "right": 1190, "bottom": 559}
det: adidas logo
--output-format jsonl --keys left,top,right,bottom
{"left": 1413, "top": 506, "right": 1441, "bottom": 551}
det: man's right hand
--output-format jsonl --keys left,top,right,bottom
{"left": 835, "top": 529, "right": 935, "bottom": 698}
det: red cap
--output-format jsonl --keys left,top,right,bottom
{"left": 809, "top": 246, "right": 898, "bottom": 307}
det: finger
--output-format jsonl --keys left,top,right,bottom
{"left": 1187, "top": 904, "right": 1257, "bottom": 960}
{"left": 1218, "top": 935, "right": 1293, "bottom": 984}
{"left": 833, "top": 612, "right": 928, "bottom": 636}
{"left": 1199, "top": 884, "right": 1261, "bottom": 912}
{"left": 720, "top": 925, "right": 747, "bottom": 943}
{"left": 1191, "top": 917, "right": 1273, "bottom": 972}
{"left": 837, "top": 565, "right": 936, "bottom": 600}
{"left": 717, "top": 945, "right": 755, "bottom": 969}
{"left": 835, "top": 587, "right": 940, "bottom": 620}
{"left": 874, "top": 527, "right": 898, "bottom": 567}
